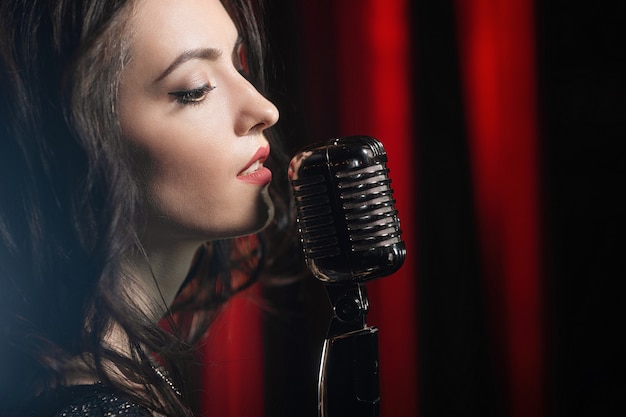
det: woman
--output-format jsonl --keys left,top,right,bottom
{"left": 0, "top": 0, "right": 292, "bottom": 415}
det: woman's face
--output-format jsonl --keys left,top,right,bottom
{"left": 118, "top": 0, "right": 279, "bottom": 243}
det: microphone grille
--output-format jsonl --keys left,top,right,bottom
{"left": 290, "top": 172, "right": 340, "bottom": 259}
{"left": 336, "top": 163, "right": 403, "bottom": 252}
{"left": 289, "top": 136, "right": 406, "bottom": 283}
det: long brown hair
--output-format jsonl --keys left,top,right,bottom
{"left": 0, "top": 0, "right": 291, "bottom": 415}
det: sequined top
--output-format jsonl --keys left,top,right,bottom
{"left": 25, "top": 384, "right": 152, "bottom": 417}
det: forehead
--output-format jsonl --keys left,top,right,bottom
{"left": 125, "top": 0, "right": 238, "bottom": 71}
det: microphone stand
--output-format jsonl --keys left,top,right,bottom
{"left": 318, "top": 283, "right": 380, "bottom": 417}
{"left": 287, "top": 135, "right": 406, "bottom": 417}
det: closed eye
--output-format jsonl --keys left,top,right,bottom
{"left": 168, "top": 84, "right": 216, "bottom": 105}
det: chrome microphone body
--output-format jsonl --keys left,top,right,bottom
{"left": 288, "top": 136, "right": 406, "bottom": 417}
{"left": 288, "top": 135, "right": 406, "bottom": 283}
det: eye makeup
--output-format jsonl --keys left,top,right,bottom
{"left": 168, "top": 83, "right": 216, "bottom": 105}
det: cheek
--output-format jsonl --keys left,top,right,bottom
{"left": 149, "top": 150, "right": 223, "bottom": 205}
{"left": 140, "top": 134, "right": 232, "bottom": 203}
{"left": 120, "top": 100, "right": 230, "bottom": 183}
{"left": 135, "top": 132, "right": 244, "bottom": 223}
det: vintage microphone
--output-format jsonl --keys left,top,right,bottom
{"left": 288, "top": 135, "right": 406, "bottom": 417}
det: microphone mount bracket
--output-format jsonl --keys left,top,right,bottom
{"left": 325, "top": 282, "right": 370, "bottom": 337}
{"left": 319, "top": 282, "right": 380, "bottom": 417}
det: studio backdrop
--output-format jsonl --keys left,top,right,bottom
{"left": 194, "top": 1, "right": 626, "bottom": 417}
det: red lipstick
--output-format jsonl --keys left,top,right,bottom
{"left": 237, "top": 146, "right": 272, "bottom": 185}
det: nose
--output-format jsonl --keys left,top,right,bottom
{"left": 234, "top": 79, "right": 279, "bottom": 136}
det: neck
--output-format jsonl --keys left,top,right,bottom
{"left": 59, "top": 236, "right": 205, "bottom": 389}
{"left": 123, "top": 238, "right": 204, "bottom": 317}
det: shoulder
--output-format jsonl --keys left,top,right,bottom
{"left": 29, "top": 384, "right": 153, "bottom": 417}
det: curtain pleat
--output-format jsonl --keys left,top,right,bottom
{"left": 332, "top": 2, "right": 420, "bottom": 417}
{"left": 201, "top": 285, "right": 264, "bottom": 417}
{"left": 455, "top": 0, "right": 544, "bottom": 416}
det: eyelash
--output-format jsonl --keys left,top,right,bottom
{"left": 168, "top": 84, "right": 216, "bottom": 105}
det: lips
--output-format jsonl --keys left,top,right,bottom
{"left": 237, "top": 145, "right": 272, "bottom": 185}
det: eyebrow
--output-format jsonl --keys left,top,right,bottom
{"left": 154, "top": 47, "right": 223, "bottom": 83}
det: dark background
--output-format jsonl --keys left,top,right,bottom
{"left": 262, "top": 1, "right": 626, "bottom": 416}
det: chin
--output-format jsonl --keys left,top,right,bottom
{"left": 228, "top": 191, "right": 275, "bottom": 238}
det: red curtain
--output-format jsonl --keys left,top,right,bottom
{"left": 331, "top": 2, "right": 420, "bottom": 417}
{"left": 201, "top": 285, "right": 265, "bottom": 417}
{"left": 201, "top": 1, "right": 420, "bottom": 415}
{"left": 198, "top": 0, "right": 545, "bottom": 416}
{"left": 455, "top": 0, "right": 544, "bottom": 416}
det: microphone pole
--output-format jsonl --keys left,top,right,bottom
{"left": 288, "top": 136, "right": 406, "bottom": 417}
